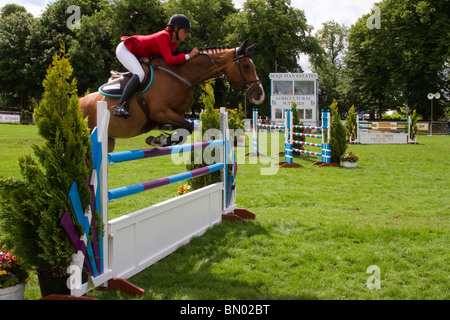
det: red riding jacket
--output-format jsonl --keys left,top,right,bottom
{"left": 121, "top": 29, "right": 186, "bottom": 65}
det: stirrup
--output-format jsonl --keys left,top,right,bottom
{"left": 113, "top": 105, "right": 131, "bottom": 119}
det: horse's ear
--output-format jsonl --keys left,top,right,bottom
{"left": 246, "top": 43, "right": 256, "bottom": 54}
{"left": 237, "top": 39, "right": 249, "bottom": 56}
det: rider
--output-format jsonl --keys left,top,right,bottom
{"left": 113, "top": 14, "right": 199, "bottom": 119}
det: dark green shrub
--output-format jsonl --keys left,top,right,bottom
{"left": 0, "top": 45, "right": 97, "bottom": 276}
{"left": 326, "top": 99, "right": 348, "bottom": 164}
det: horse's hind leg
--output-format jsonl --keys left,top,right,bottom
{"left": 108, "top": 137, "right": 116, "bottom": 153}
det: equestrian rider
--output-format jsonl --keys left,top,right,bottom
{"left": 113, "top": 14, "right": 199, "bottom": 119}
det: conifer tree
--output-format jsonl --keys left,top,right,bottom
{"left": 291, "top": 101, "right": 305, "bottom": 150}
{"left": 187, "top": 80, "right": 221, "bottom": 190}
{"left": 327, "top": 99, "right": 348, "bottom": 163}
{"left": 0, "top": 44, "right": 95, "bottom": 276}
{"left": 345, "top": 106, "right": 358, "bottom": 142}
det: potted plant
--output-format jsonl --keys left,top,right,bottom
{"left": 177, "top": 184, "right": 191, "bottom": 196}
{"left": 345, "top": 105, "right": 358, "bottom": 143}
{"left": 325, "top": 99, "right": 348, "bottom": 164}
{"left": 0, "top": 45, "right": 99, "bottom": 298}
{"left": 0, "top": 248, "right": 30, "bottom": 300}
{"left": 341, "top": 152, "right": 360, "bottom": 168}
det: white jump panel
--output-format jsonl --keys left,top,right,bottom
{"left": 108, "top": 183, "right": 223, "bottom": 279}
{"left": 359, "top": 133, "right": 409, "bottom": 144}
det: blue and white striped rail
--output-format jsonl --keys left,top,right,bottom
{"left": 283, "top": 108, "right": 331, "bottom": 165}
{"left": 293, "top": 125, "right": 322, "bottom": 130}
{"left": 108, "top": 140, "right": 224, "bottom": 164}
{"left": 257, "top": 124, "right": 285, "bottom": 130}
{"left": 294, "top": 141, "right": 322, "bottom": 148}
{"left": 292, "top": 132, "right": 323, "bottom": 139}
{"left": 293, "top": 148, "right": 321, "bottom": 157}
{"left": 251, "top": 109, "right": 330, "bottom": 160}
{"left": 108, "top": 163, "right": 225, "bottom": 201}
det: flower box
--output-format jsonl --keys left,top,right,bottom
{"left": 341, "top": 152, "right": 359, "bottom": 168}
{"left": 0, "top": 283, "right": 25, "bottom": 300}
{"left": 342, "top": 161, "right": 357, "bottom": 168}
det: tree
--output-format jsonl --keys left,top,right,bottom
{"left": 291, "top": 100, "right": 305, "bottom": 149}
{"left": 0, "top": 45, "right": 96, "bottom": 276}
{"left": 163, "top": 0, "right": 239, "bottom": 113}
{"left": 223, "top": 0, "right": 322, "bottom": 116}
{"left": 27, "top": 0, "right": 110, "bottom": 102}
{"left": 163, "top": 0, "right": 237, "bottom": 48}
{"left": 310, "top": 21, "right": 349, "bottom": 111}
{"left": 110, "top": 0, "right": 166, "bottom": 42}
{"left": 344, "top": 13, "right": 394, "bottom": 119}
{"left": 344, "top": 0, "right": 449, "bottom": 119}
{"left": 344, "top": 105, "right": 358, "bottom": 141}
{"left": 68, "top": 6, "right": 116, "bottom": 94}
{"left": 0, "top": 5, "right": 35, "bottom": 109}
{"left": 187, "top": 80, "right": 220, "bottom": 190}
{"left": 327, "top": 99, "right": 347, "bottom": 163}
{"left": 0, "top": 3, "right": 27, "bottom": 16}
{"left": 384, "top": 0, "right": 449, "bottom": 119}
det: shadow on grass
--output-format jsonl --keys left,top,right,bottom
{"left": 92, "top": 219, "right": 318, "bottom": 300}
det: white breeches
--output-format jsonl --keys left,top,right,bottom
{"left": 115, "top": 41, "right": 145, "bottom": 83}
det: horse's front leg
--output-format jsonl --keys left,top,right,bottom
{"left": 165, "top": 118, "right": 194, "bottom": 146}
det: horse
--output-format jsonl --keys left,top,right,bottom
{"left": 80, "top": 40, "right": 265, "bottom": 152}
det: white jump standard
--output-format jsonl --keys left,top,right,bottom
{"left": 277, "top": 108, "right": 332, "bottom": 168}
{"left": 60, "top": 101, "right": 254, "bottom": 298}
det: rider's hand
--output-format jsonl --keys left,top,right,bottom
{"left": 189, "top": 48, "right": 199, "bottom": 59}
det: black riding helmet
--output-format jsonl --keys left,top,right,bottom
{"left": 167, "top": 14, "right": 191, "bottom": 32}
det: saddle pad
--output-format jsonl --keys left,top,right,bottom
{"left": 99, "top": 66, "right": 154, "bottom": 98}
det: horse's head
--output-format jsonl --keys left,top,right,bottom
{"left": 225, "top": 40, "right": 265, "bottom": 105}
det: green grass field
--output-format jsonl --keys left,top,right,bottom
{"left": 0, "top": 124, "right": 449, "bottom": 300}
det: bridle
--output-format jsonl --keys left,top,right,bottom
{"left": 200, "top": 49, "right": 262, "bottom": 95}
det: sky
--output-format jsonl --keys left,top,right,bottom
{"left": 1, "top": 0, "right": 378, "bottom": 71}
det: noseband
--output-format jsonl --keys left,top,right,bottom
{"left": 201, "top": 49, "right": 262, "bottom": 95}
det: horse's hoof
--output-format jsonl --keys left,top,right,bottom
{"left": 146, "top": 134, "right": 167, "bottom": 147}
{"left": 145, "top": 136, "right": 156, "bottom": 146}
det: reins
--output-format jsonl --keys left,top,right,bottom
{"left": 149, "top": 47, "right": 261, "bottom": 96}
{"left": 199, "top": 49, "right": 261, "bottom": 94}
{"left": 151, "top": 64, "right": 193, "bottom": 87}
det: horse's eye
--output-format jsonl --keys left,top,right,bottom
{"left": 243, "top": 64, "right": 250, "bottom": 70}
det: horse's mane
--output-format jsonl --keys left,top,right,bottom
{"left": 198, "top": 45, "right": 233, "bottom": 52}
{"left": 173, "top": 46, "right": 233, "bottom": 55}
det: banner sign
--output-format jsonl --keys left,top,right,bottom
{"left": 269, "top": 73, "right": 318, "bottom": 108}
{"left": 371, "top": 122, "right": 399, "bottom": 130}
{"left": 0, "top": 114, "right": 20, "bottom": 123}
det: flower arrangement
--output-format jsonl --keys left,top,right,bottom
{"left": 341, "top": 152, "right": 360, "bottom": 163}
{"left": 177, "top": 184, "right": 191, "bottom": 196}
{"left": 0, "top": 248, "right": 30, "bottom": 289}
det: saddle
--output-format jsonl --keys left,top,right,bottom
{"left": 99, "top": 58, "right": 156, "bottom": 133}
{"left": 99, "top": 58, "right": 153, "bottom": 98}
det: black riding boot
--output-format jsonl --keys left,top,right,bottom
{"left": 113, "top": 74, "right": 141, "bottom": 119}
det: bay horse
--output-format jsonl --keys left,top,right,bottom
{"left": 80, "top": 40, "right": 265, "bottom": 152}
